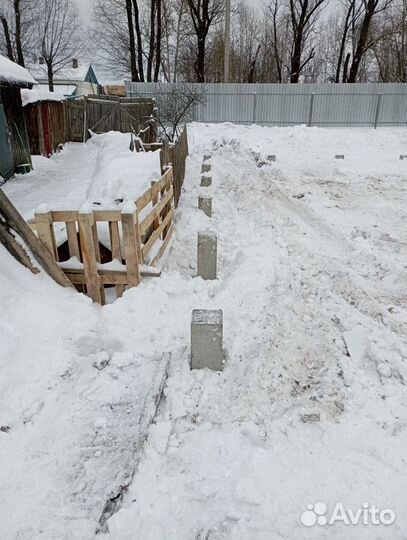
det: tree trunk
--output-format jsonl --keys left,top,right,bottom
{"left": 335, "top": 5, "right": 352, "bottom": 83}
{"left": 14, "top": 0, "right": 25, "bottom": 66}
{"left": 290, "top": 32, "right": 303, "bottom": 83}
{"left": 272, "top": 4, "right": 282, "bottom": 83}
{"left": 153, "top": 0, "right": 162, "bottom": 81}
{"left": 248, "top": 44, "right": 261, "bottom": 83}
{"left": 195, "top": 33, "right": 206, "bottom": 82}
{"left": 0, "top": 16, "right": 15, "bottom": 62}
{"left": 147, "top": 0, "right": 156, "bottom": 81}
{"left": 126, "top": 0, "right": 139, "bottom": 81}
{"left": 347, "top": 0, "right": 376, "bottom": 82}
{"left": 47, "top": 62, "right": 54, "bottom": 92}
{"left": 132, "top": 0, "right": 145, "bottom": 81}
{"left": 342, "top": 51, "right": 350, "bottom": 82}
{"left": 173, "top": 0, "right": 185, "bottom": 82}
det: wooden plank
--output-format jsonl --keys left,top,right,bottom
{"left": 140, "top": 185, "right": 174, "bottom": 236}
{"left": 94, "top": 210, "right": 121, "bottom": 222}
{"left": 151, "top": 222, "right": 174, "bottom": 267}
{"left": 51, "top": 210, "right": 79, "bottom": 222}
{"left": 109, "top": 221, "right": 125, "bottom": 297}
{"left": 142, "top": 207, "right": 174, "bottom": 260}
{"left": 136, "top": 168, "right": 172, "bottom": 212}
{"left": 0, "top": 222, "right": 40, "bottom": 274}
{"left": 78, "top": 212, "right": 102, "bottom": 303}
{"left": 92, "top": 222, "right": 101, "bottom": 263}
{"left": 135, "top": 186, "right": 153, "bottom": 212}
{"left": 121, "top": 211, "right": 140, "bottom": 287}
{"left": 65, "top": 270, "right": 127, "bottom": 285}
{"left": 150, "top": 180, "right": 160, "bottom": 232}
{"left": 34, "top": 211, "right": 58, "bottom": 260}
{"left": 163, "top": 167, "right": 174, "bottom": 237}
{"left": 64, "top": 267, "right": 160, "bottom": 285}
{"left": 52, "top": 210, "right": 122, "bottom": 223}
{"left": 134, "top": 210, "right": 143, "bottom": 263}
{"left": 0, "top": 190, "right": 73, "bottom": 288}
{"left": 66, "top": 221, "right": 80, "bottom": 260}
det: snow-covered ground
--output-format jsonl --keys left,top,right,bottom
{"left": 1, "top": 124, "right": 407, "bottom": 540}
{"left": 3, "top": 131, "right": 161, "bottom": 220}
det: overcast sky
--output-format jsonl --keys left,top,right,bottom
{"left": 76, "top": 0, "right": 93, "bottom": 24}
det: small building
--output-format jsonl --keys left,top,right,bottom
{"left": 29, "top": 58, "right": 101, "bottom": 97}
{"left": 22, "top": 88, "right": 67, "bottom": 157}
{"left": 0, "top": 55, "right": 35, "bottom": 181}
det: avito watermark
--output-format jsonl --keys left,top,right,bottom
{"left": 300, "top": 502, "right": 396, "bottom": 527}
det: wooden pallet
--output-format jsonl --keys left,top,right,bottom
{"left": 34, "top": 167, "right": 175, "bottom": 304}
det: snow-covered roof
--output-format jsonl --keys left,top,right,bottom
{"left": 0, "top": 55, "right": 36, "bottom": 87}
{"left": 29, "top": 62, "right": 94, "bottom": 83}
{"left": 21, "top": 87, "right": 67, "bottom": 106}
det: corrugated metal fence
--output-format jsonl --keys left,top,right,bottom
{"left": 125, "top": 82, "right": 407, "bottom": 127}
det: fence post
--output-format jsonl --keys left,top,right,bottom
{"left": 78, "top": 211, "right": 103, "bottom": 304}
{"left": 252, "top": 92, "right": 257, "bottom": 124}
{"left": 374, "top": 94, "right": 382, "bottom": 129}
{"left": 308, "top": 93, "right": 315, "bottom": 127}
{"left": 121, "top": 207, "right": 141, "bottom": 288}
{"left": 83, "top": 96, "right": 88, "bottom": 143}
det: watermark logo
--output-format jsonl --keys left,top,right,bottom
{"left": 300, "top": 502, "right": 395, "bottom": 527}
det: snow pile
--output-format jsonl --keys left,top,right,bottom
{"left": 103, "top": 124, "right": 407, "bottom": 540}
{"left": 86, "top": 132, "right": 161, "bottom": 203}
{"left": 1, "top": 123, "right": 407, "bottom": 540}
{"left": 3, "top": 132, "right": 162, "bottom": 219}
{"left": 21, "top": 87, "right": 66, "bottom": 106}
{"left": 0, "top": 54, "right": 36, "bottom": 86}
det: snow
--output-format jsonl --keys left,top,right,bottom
{"left": 0, "top": 54, "right": 36, "bottom": 86}
{"left": 3, "top": 131, "right": 162, "bottom": 220}
{"left": 86, "top": 132, "right": 161, "bottom": 204}
{"left": 29, "top": 62, "right": 93, "bottom": 83}
{"left": 1, "top": 123, "right": 407, "bottom": 539}
{"left": 21, "top": 87, "right": 67, "bottom": 106}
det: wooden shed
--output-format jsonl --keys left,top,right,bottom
{"left": 0, "top": 55, "right": 35, "bottom": 180}
{"left": 22, "top": 89, "right": 66, "bottom": 157}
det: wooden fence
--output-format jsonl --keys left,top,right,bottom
{"left": 34, "top": 167, "right": 175, "bottom": 304}
{"left": 65, "top": 96, "right": 157, "bottom": 143}
{"left": 159, "top": 126, "right": 189, "bottom": 207}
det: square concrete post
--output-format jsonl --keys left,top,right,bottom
{"left": 197, "top": 232, "right": 217, "bottom": 280}
{"left": 191, "top": 309, "right": 223, "bottom": 371}
{"left": 198, "top": 195, "right": 212, "bottom": 217}
{"left": 201, "top": 174, "right": 212, "bottom": 187}
{"left": 201, "top": 162, "right": 211, "bottom": 174}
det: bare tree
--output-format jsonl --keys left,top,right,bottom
{"left": 13, "top": 0, "right": 24, "bottom": 65}
{"left": 36, "top": 0, "right": 84, "bottom": 91}
{"left": 344, "top": 0, "right": 394, "bottom": 81}
{"left": 93, "top": 0, "right": 132, "bottom": 77}
{"left": 0, "top": 0, "right": 37, "bottom": 65}
{"left": 185, "top": 0, "right": 224, "bottom": 82}
{"left": 0, "top": 11, "right": 15, "bottom": 61}
{"left": 288, "top": 0, "right": 327, "bottom": 83}
{"left": 157, "top": 83, "right": 206, "bottom": 140}
{"left": 372, "top": 0, "right": 407, "bottom": 81}
{"left": 126, "top": 0, "right": 139, "bottom": 80}
{"left": 94, "top": 0, "right": 165, "bottom": 82}
{"left": 132, "top": 0, "right": 145, "bottom": 80}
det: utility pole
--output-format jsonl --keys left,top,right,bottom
{"left": 224, "top": 0, "right": 231, "bottom": 82}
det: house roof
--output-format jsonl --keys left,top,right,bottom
{"left": 0, "top": 55, "right": 36, "bottom": 88}
{"left": 29, "top": 62, "right": 97, "bottom": 83}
